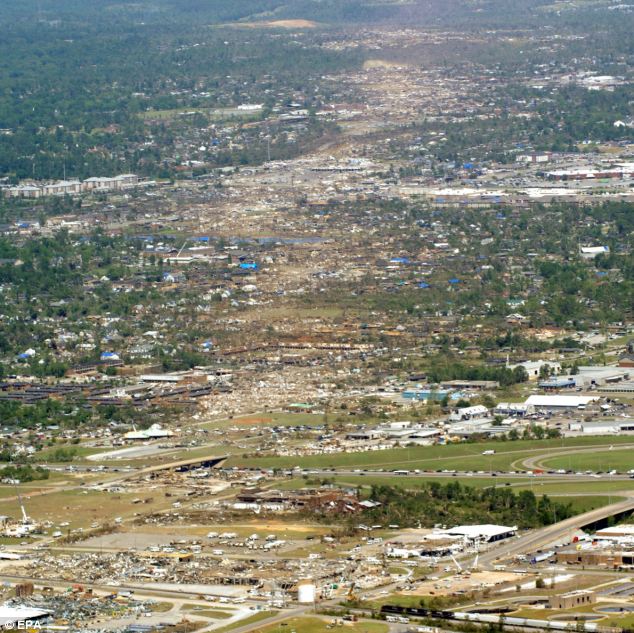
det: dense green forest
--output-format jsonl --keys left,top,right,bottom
{"left": 0, "top": 18, "right": 355, "bottom": 180}
{"left": 0, "top": 464, "right": 50, "bottom": 483}
{"left": 0, "top": 0, "right": 558, "bottom": 27}
{"left": 362, "top": 482, "right": 574, "bottom": 529}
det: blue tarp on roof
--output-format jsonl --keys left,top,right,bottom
{"left": 390, "top": 257, "right": 410, "bottom": 264}
{"left": 239, "top": 262, "right": 258, "bottom": 270}
{"left": 448, "top": 278, "right": 460, "bottom": 284}
{"left": 417, "top": 282, "right": 430, "bottom": 289}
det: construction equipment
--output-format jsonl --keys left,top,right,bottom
{"left": 472, "top": 540, "right": 481, "bottom": 572}
{"left": 450, "top": 553, "right": 463, "bottom": 573}
{"left": 4, "top": 485, "right": 39, "bottom": 537}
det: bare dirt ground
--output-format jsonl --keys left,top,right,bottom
{"left": 403, "top": 571, "right": 525, "bottom": 596}
{"left": 235, "top": 20, "right": 319, "bottom": 29}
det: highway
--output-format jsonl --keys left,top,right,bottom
{"left": 478, "top": 495, "right": 634, "bottom": 568}
{"left": 292, "top": 468, "right": 634, "bottom": 480}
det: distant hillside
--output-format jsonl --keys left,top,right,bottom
{"left": 0, "top": 0, "right": 560, "bottom": 28}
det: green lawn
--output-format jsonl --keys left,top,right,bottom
{"left": 252, "top": 617, "right": 388, "bottom": 633}
{"left": 181, "top": 608, "right": 233, "bottom": 619}
{"left": 547, "top": 495, "right": 625, "bottom": 513}
{"left": 213, "top": 611, "right": 277, "bottom": 633}
{"left": 34, "top": 445, "right": 112, "bottom": 462}
{"left": 226, "top": 436, "right": 634, "bottom": 472}
{"left": 361, "top": 593, "right": 431, "bottom": 610}
{"left": 540, "top": 449, "right": 634, "bottom": 472}
{"left": 512, "top": 479, "right": 634, "bottom": 495}
{"left": 0, "top": 487, "right": 173, "bottom": 528}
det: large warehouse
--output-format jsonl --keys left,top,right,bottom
{"left": 438, "top": 524, "right": 517, "bottom": 543}
{"left": 524, "top": 394, "right": 599, "bottom": 412}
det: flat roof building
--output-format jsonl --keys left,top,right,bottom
{"left": 549, "top": 590, "right": 596, "bottom": 610}
{"left": 436, "top": 524, "right": 517, "bottom": 543}
{"left": 524, "top": 394, "right": 598, "bottom": 411}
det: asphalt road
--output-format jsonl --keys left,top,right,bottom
{"left": 478, "top": 495, "right": 634, "bottom": 568}
{"left": 298, "top": 468, "right": 634, "bottom": 480}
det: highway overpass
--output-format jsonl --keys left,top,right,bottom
{"left": 480, "top": 496, "right": 634, "bottom": 568}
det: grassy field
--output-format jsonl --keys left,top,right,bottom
{"left": 181, "top": 604, "right": 233, "bottom": 619}
{"left": 361, "top": 593, "right": 431, "bottom": 610}
{"left": 34, "top": 445, "right": 112, "bottom": 462}
{"left": 540, "top": 449, "right": 634, "bottom": 472}
{"left": 213, "top": 611, "right": 277, "bottom": 633}
{"left": 251, "top": 617, "right": 388, "bottom": 633}
{"left": 510, "top": 605, "right": 634, "bottom": 630}
{"left": 226, "top": 436, "right": 634, "bottom": 471}
{"left": 512, "top": 479, "right": 634, "bottom": 495}
{"left": 547, "top": 495, "right": 625, "bottom": 513}
{"left": 324, "top": 474, "right": 634, "bottom": 497}
{"left": 0, "top": 480, "right": 68, "bottom": 499}
{"left": 0, "top": 488, "right": 172, "bottom": 528}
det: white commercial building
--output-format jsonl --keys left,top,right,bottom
{"left": 124, "top": 423, "right": 174, "bottom": 440}
{"left": 436, "top": 524, "right": 517, "bottom": 543}
{"left": 524, "top": 394, "right": 598, "bottom": 412}
{"left": 580, "top": 246, "right": 609, "bottom": 259}
{"left": 494, "top": 402, "right": 533, "bottom": 417}
{"left": 450, "top": 405, "right": 489, "bottom": 422}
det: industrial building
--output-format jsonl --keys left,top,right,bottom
{"left": 494, "top": 402, "right": 534, "bottom": 417}
{"left": 548, "top": 590, "right": 596, "bottom": 609}
{"left": 568, "top": 420, "right": 634, "bottom": 434}
{"left": 449, "top": 405, "right": 489, "bottom": 422}
{"left": 557, "top": 548, "right": 634, "bottom": 568}
{"left": 3, "top": 174, "right": 141, "bottom": 198}
{"left": 524, "top": 394, "right": 598, "bottom": 412}
{"left": 539, "top": 366, "right": 630, "bottom": 390}
{"left": 580, "top": 245, "right": 610, "bottom": 259}
{"left": 436, "top": 524, "right": 517, "bottom": 543}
